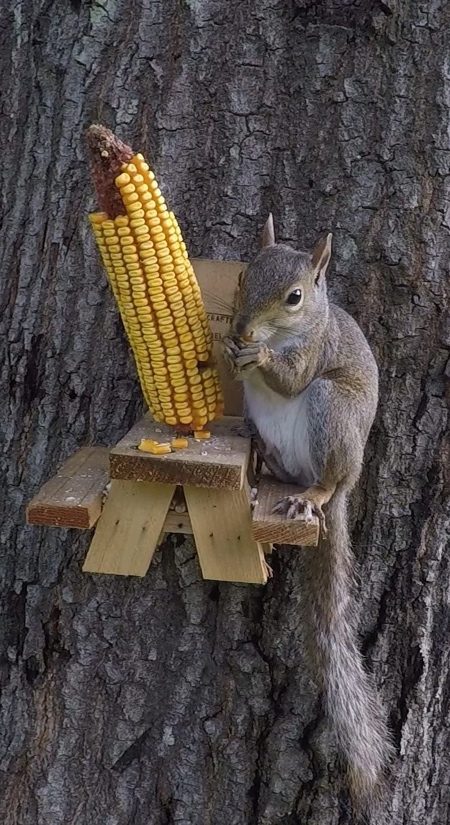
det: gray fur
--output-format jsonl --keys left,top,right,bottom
{"left": 223, "top": 238, "right": 394, "bottom": 815}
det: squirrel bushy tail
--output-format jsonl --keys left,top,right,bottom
{"left": 302, "top": 490, "right": 393, "bottom": 813}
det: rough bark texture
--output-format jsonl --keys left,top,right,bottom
{"left": 1, "top": 1, "right": 449, "bottom": 823}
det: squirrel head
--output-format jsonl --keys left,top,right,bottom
{"left": 231, "top": 214, "right": 332, "bottom": 344}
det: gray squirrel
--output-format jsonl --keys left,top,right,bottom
{"left": 222, "top": 215, "right": 393, "bottom": 814}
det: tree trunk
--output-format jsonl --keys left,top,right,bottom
{"left": 1, "top": 1, "right": 449, "bottom": 823}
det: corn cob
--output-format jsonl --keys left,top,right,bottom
{"left": 86, "top": 125, "right": 223, "bottom": 431}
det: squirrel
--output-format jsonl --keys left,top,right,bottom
{"left": 222, "top": 215, "right": 393, "bottom": 814}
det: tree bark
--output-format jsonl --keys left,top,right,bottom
{"left": 1, "top": 1, "right": 449, "bottom": 823}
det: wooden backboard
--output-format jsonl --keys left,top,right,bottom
{"left": 192, "top": 258, "right": 245, "bottom": 417}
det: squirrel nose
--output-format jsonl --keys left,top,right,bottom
{"left": 234, "top": 317, "right": 254, "bottom": 340}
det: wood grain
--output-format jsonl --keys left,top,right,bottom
{"left": 26, "top": 447, "right": 109, "bottom": 529}
{"left": 185, "top": 484, "right": 268, "bottom": 584}
{"left": 252, "top": 476, "right": 320, "bottom": 546}
{"left": 110, "top": 415, "right": 250, "bottom": 490}
{"left": 83, "top": 480, "right": 175, "bottom": 576}
{"left": 163, "top": 510, "right": 193, "bottom": 535}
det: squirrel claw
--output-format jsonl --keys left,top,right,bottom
{"left": 221, "top": 336, "right": 241, "bottom": 376}
{"left": 264, "top": 559, "right": 274, "bottom": 579}
{"left": 314, "top": 505, "right": 327, "bottom": 534}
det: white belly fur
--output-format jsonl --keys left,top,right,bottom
{"left": 243, "top": 370, "right": 316, "bottom": 484}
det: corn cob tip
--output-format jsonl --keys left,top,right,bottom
{"left": 85, "top": 124, "right": 134, "bottom": 218}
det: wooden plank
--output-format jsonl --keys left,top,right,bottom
{"left": 252, "top": 476, "right": 320, "bottom": 546}
{"left": 83, "top": 480, "right": 175, "bottom": 576}
{"left": 163, "top": 510, "right": 193, "bottom": 535}
{"left": 110, "top": 415, "right": 250, "bottom": 490}
{"left": 26, "top": 447, "right": 109, "bottom": 529}
{"left": 193, "top": 258, "right": 245, "bottom": 418}
{"left": 185, "top": 484, "right": 268, "bottom": 584}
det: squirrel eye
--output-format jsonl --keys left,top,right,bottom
{"left": 285, "top": 288, "right": 302, "bottom": 307}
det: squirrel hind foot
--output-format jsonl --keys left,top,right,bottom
{"left": 272, "top": 495, "right": 327, "bottom": 531}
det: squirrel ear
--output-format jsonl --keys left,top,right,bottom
{"left": 312, "top": 233, "right": 332, "bottom": 284}
{"left": 261, "top": 213, "right": 276, "bottom": 248}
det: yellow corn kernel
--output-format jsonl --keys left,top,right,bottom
{"left": 115, "top": 173, "right": 131, "bottom": 187}
{"left": 138, "top": 438, "right": 157, "bottom": 452}
{"left": 120, "top": 183, "right": 135, "bottom": 195}
{"left": 89, "top": 212, "right": 109, "bottom": 224}
{"left": 171, "top": 437, "right": 189, "bottom": 450}
{"left": 143, "top": 442, "right": 172, "bottom": 455}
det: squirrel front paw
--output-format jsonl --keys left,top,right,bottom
{"left": 222, "top": 336, "right": 270, "bottom": 373}
{"left": 221, "top": 336, "right": 241, "bottom": 376}
{"left": 235, "top": 341, "right": 270, "bottom": 371}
